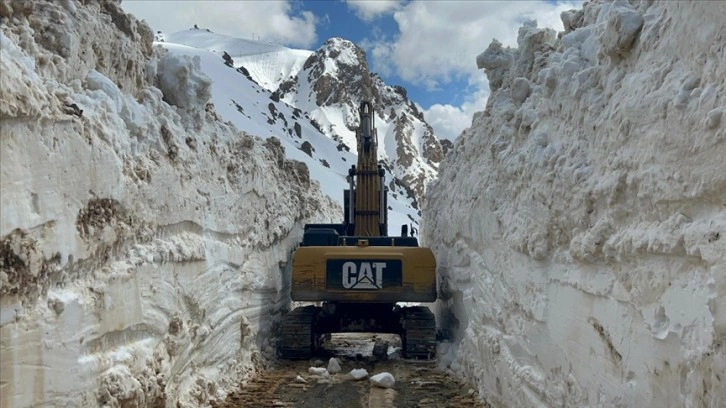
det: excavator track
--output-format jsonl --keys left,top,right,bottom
{"left": 400, "top": 306, "right": 437, "bottom": 359}
{"left": 277, "top": 305, "right": 321, "bottom": 360}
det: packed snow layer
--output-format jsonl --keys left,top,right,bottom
{"left": 162, "top": 28, "right": 313, "bottom": 92}
{"left": 425, "top": 1, "right": 725, "bottom": 407}
{"left": 0, "top": 1, "right": 336, "bottom": 407}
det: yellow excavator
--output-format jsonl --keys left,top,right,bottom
{"left": 278, "top": 100, "right": 438, "bottom": 359}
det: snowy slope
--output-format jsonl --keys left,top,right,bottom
{"left": 157, "top": 30, "right": 427, "bottom": 231}
{"left": 0, "top": 1, "right": 337, "bottom": 407}
{"left": 426, "top": 1, "right": 726, "bottom": 407}
{"left": 164, "top": 28, "right": 312, "bottom": 92}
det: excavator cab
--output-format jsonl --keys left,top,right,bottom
{"left": 278, "top": 101, "right": 438, "bottom": 360}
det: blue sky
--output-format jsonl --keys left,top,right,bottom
{"left": 121, "top": 0, "right": 582, "bottom": 139}
{"left": 301, "top": 0, "right": 469, "bottom": 109}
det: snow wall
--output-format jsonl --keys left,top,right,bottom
{"left": 425, "top": 1, "right": 725, "bottom": 407}
{"left": 0, "top": 1, "right": 337, "bottom": 407}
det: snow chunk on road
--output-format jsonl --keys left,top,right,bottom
{"left": 308, "top": 367, "right": 328, "bottom": 376}
{"left": 327, "top": 358, "right": 341, "bottom": 374}
{"left": 370, "top": 372, "right": 395, "bottom": 388}
{"left": 349, "top": 368, "right": 368, "bottom": 380}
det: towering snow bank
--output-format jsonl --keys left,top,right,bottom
{"left": 0, "top": 1, "right": 336, "bottom": 407}
{"left": 425, "top": 1, "right": 725, "bottom": 407}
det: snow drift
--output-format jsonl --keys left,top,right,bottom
{"left": 426, "top": 1, "right": 725, "bottom": 407}
{"left": 0, "top": 1, "right": 336, "bottom": 407}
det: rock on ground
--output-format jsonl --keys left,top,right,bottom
{"left": 370, "top": 372, "right": 395, "bottom": 388}
{"left": 349, "top": 368, "right": 369, "bottom": 380}
{"left": 327, "top": 357, "right": 342, "bottom": 374}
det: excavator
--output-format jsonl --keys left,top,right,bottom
{"left": 277, "top": 100, "right": 438, "bottom": 360}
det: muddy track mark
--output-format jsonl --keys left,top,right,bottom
{"left": 216, "top": 334, "right": 490, "bottom": 408}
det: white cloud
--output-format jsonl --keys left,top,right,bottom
{"left": 344, "top": 0, "right": 405, "bottom": 22}
{"left": 423, "top": 103, "right": 472, "bottom": 141}
{"left": 382, "top": 1, "right": 581, "bottom": 87}
{"left": 359, "top": 37, "right": 394, "bottom": 76}
{"left": 120, "top": 0, "right": 318, "bottom": 48}
{"left": 362, "top": 1, "right": 583, "bottom": 140}
{"left": 423, "top": 75, "right": 490, "bottom": 141}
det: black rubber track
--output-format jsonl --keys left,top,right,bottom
{"left": 401, "top": 306, "right": 437, "bottom": 359}
{"left": 277, "top": 305, "right": 320, "bottom": 360}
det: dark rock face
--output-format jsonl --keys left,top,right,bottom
{"left": 303, "top": 38, "right": 371, "bottom": 108}
{"left": 300, "top": 141, "right": 314, "bottom": 157}
{"left": 421, "top": 126, "right": 444, "bottom": 166}
{"left": 393, "top": 114, "right": 416, "bottom": 169}
{"left": 276, "top": 77, "right": 297, "bottom": 99}
{"left": 439, "top": 139, "right": 454, "bottom": 157}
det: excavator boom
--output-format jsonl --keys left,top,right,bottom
{"left": 353, "top": 101, "right": 384, "bottom": 236}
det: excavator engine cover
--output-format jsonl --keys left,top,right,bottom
{"left": 291, "top": 245, "right": 436, "bottom": 303}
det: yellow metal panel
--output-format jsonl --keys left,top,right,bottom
{"left": 290, "top": 246, "right": 437, "bottom": 303}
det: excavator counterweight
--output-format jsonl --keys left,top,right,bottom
{"left": 278, "top": 100, "right": 438, "bottom": 360}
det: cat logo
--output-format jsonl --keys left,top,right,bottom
{"left": 342, "top": 261, "right": 386, "bottom": 289}
{"left": 326, "top": 259, "right": 401, "bottom": 290}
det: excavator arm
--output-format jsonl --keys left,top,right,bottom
{"left": 348, "top": 101, "right": 387, "bottom": 237}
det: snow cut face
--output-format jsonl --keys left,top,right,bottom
{"left": 426, "top": 1, "right": 726, "bottom": 407}
{"left": 0, "top": 2, "right": 339, "bottom": 408}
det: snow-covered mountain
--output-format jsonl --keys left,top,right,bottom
{"left": 272, "top": 37, "right": 444, "bottom": 206}
{"left": 426, "top": 1, "right": 725, "bottom": 407}
{"left": 157, "top": 28, "right": 446, "bottom": 226}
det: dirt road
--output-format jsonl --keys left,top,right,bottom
{"left": 215, "top": 334, "right": 489, "bottom": 408}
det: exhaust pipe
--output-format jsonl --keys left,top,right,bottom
{"left": 378, "top": 165, "right": 385, "bottom": 224}
{"left": 348, "top": 165, "right": 356, "bottom": 225}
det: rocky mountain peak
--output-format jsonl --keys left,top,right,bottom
{"left": 300, "top": 37, "right": 370, "bottom": 108}
{"left": 320, "top": 37, "right": 365, "bottom": 64}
